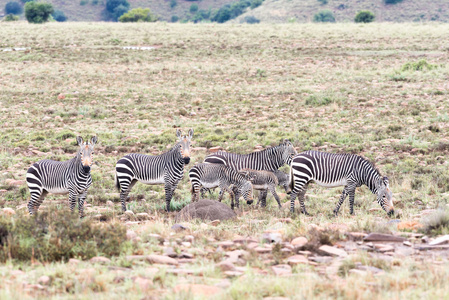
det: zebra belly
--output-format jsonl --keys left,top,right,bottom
{"left": 201, "top": 180, "right": 220, "bottom": 189}
{"left": 253, "top": 183, "right": 269, "bottom": 190}
{"left": 139, "top": 176, "right": 165, "bottom": 185}
{"left": 313, "top": 178, "right": 347, "bottom": 188}
{"left": 45, "top": 187, "right": 69, "bottom": 194}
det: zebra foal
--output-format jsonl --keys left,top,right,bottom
{"left": 255, "top": 170, "right": 291, "bottom": 208}
{"left": 289, "top": 151, "right": 394, "bottom": 216}
{"left": 238, "top": 168, "right": 282, "bottom": 209}
{"left": 115, "top": 129, "right": 193, "bottom": 212}
{"left": 26, "top": 136, "right": 98, "bottom": 218}
{"left": 189, "top": 163, "right": 253, "bottom": 209}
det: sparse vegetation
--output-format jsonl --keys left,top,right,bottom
{"left": 401, "top": 59, "right": 438, "bottom": 71}
{"left": 355, "top": 10, "right": 375, "bottom": 23}
{"left": 118, "top": 7, "right": 158, "bottom": 22}
{"left": 3, "top": 13, "right": 19, "bottom": 20}
{"left": 241, "top": 15, "right": 260, "bottom": 23}
{"left": 24, "top": 1, "right": 53, "bottom": 23}
{"left": 313, "top": 9, "right": 335, "bottom": 22}
{"left": 385, "top": 0, "right": 403, "bottom": 4}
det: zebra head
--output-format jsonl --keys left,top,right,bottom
{"left": 376, "top": 176, "right": 394, "bottom": 216}
{"left": 274, "top": 170, "right": 291, "bottom": 194}
{"left": 281, "top": 139, "right": 297, "bottom": 165}
{"left": 77, "top": 136, "right": 98, "bottom": 173}
{"left": 176, "top": 128, "right": 194, "bottom": 164}
{"left": 240, "top": 180, "right": 254, "bottom": 205}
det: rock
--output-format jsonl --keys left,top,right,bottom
{"left": 133, "top": 277, "right": 153, "bottom": 291}
{"left": 225, "top": 250, "right": 248, "bottom": 264}
{"left": 358, "top": 265, "right": 384, "bottom": 274}
{"left": 5, "top": 179, "right": 25, "bottom": 187}
{"left": 173, "top": 284, "right": 222, "bottom": 297}
{"left": 309, "top": 256, "right": 333, "bottom": 264}
{"left": 90, "top": 257, "right": 111, "bottom": 264}
{"left": 68, "top": 258, "right": 81, "bottom": 265}
{"left": 319, "top": 245, "right": 348, "bottom": 257}
{"left": 184, "top": 235, "right": 194, "bottom": 243}
{"left": 363, "top": 233, "right": 406, "bottom": 243}
{"left": 208, "top": 146, "right": 224, "bottom": 153}
{"left": 126, "top": 255, "right": 147, "bottom": 261}
{"left": 347, "top": 232, "right": 367, "bottom": 240}
{"left": 124, "top": 210, "right": 134, "bottom": 217}
{"left": 271, "top": 264, "right": 292, "bottom": 276}
{"left": 286, "top": 255, "right": 309, "bottom": 266}
{"left": 291, "top": 237, "right": 308, "bottom": 248}
{"left": 277, "top": 218, "right": 292, "bottom": 223}
{"left": 106, "top": 201, "right": 114, "bottom": 207}
{"left": 397, "top": 221, "right": 423, "bottom": 231}
{"left": 163, "top": 247, "right": 177, "bottom": 258}
{"left": 181, "top": 242, "right": 191, "bottom": 248}
{"left": 217, "top": 261, "right": 236, "bottom": 272}
{"left": 262, "top": 232, "right": 283, "bottom": 244}
{"left": 180, "top": 252, "right": 193, "bottom": 258}
{"left": 403, "top": 241, "right": 412, "bottom": 247}
{"left": 255, "top": 246, "right": 272, "bottom": 254}
{"left": 377, "top": 245, "right": 394, "bottom": 253}
{"left": 171, "top": 223, "right": 189, "bottom": 232}
{"left": 175, "top": 199, "right": 237, "bottom": 222}
{"left": 126, "top": 230, "right": 138, "bottom": 241}
{"left": 148, "top": 233, "right": 164, "bottom": 243}
{"left": 349, "top": 269, "right": 368, "bottom": 276}
{"left": 209, "top": 219, "right": 221, "bottom": 226}
{"left": 147, "top": 255, "right": 178, "bottom": 265}
{"left": 429, "top": 235, "right": 449, "bottom": 246}
{"left": 216, "top": 241, "right": 234, "bottom": 249}
{"left": 136, "top": 213, "right": 150, "bottom": 220}
{"left": 2, "top": 207, "right": 16, "bottom": 216}
{"left": 200, "top": 223, "right": 209, "bottom": 230}
{"left": 224, "top": 271, "right": 244, "bottom": 277}
{"left": 395, "top": 247, "right": 414, "bottom": 257}
{"left": 38, "top": 275, "right": 51, "bottom": 285}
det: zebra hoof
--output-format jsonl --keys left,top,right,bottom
{"left": 333, "top": 210, "right": 339, "bottom": 217}
{"left": 302, "top": 211, "right": 310, "bottom": 216}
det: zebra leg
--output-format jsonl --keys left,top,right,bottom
{"left": 220, "top": 184, "right": 235, "bottom": 209}
{"left": 78, "top": 192, "right": 87, "bottom": 218}
{"left": 28, "top": 190, "right": 47, "bottom": 215}
{"left": 333, "top": 187, "right": 349, "bottom": 216}
{"left": 119, "top": 179, "right": 137, "bottom": 212}
{"left": 69, "top": 192, "right": 77, "bottom": 212}
{"left": 348, "top": 188, "right": 356, "bottom": 215}
{"left": 297, "top": 185, "right": 309, "bottom": 215}
{"left": 258, "top": 189, "right": 268, "bottom": 207}
{"left": 269, "top": 186, "right": 282, "bottom": 209}
{"left": 165, "top": 181, "right": 179, "bottom": 212}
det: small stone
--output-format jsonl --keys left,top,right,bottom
{"left": 172, "top": 224, "right": 189, "bottom": 232}
{"left": 181, "top": 242, "right": 191, "bottom": 248}
{"left": 1, "top": 207, "right": 16, "bottom": 216}
{"left": 308, "top": 256, "right": 333, "bottom": 264}
{"left": 133, "top": 277, "right": 153, "bottom": 291}
{"left": 5, "top": 179, "right": 25, "bottom": 187}
{"left": 200, "top": 223, "right": 209, "bottom": 230}
{"left": 125, "top": 210, "right": 134, "bottom": 217}
{"left": 126, "top": 230, "right": 138, "bottom": 241}
{"left": 224, "top": 271, "right": 244, "bottom": 277}
{"left": 136, "top": 213, "right": 150, "bottom": 220}
{"left": 180, "top": 252, "right": 194, "bottom": 259}
{"left": 378, "top": 245, "right": 394, "bottom": 253}
{"left": 90, "top": 256, "right": 111, "bottom": 264}
{"left": 286, "top": 255, "right": 309, "bottom": 265}
{"left": 106, "top": 201, "right": 114, "bottom": 207}
{"left": 209, "top": 219, "right": 221, "bottom": 226}
{"left": 364, "top": 233, "right": 405, "bottom": 243}
{"left": 173, "top": 284, "right": 222, "bottom": 297}
{"left": 255, "top": 246, "right": 272, "bottom": 254}
{"left": 319, "top": 245, "right": 348, "bottom": 257}
{"left": 262, "top": 232, "right": 283, "bottom": 244}
{"left": 217, "top": 261, "right": 236, "bottom": 272}
{"left": 429, "top": 235, "right": 449, "bottom": 246}
{"left": 184, "top": 235, "right": 194, "bottom": 243}
{"left": 271, "top": 264, "right": 292, "bottom": 276}
{"left": 163, "top": 247, "right": 177, "bottom": 258}
{"left": 349, "top": 269, "right": 368, "bottom": 276}
{"left": 38, "top": 275, "right": 51, "bottom": 286}
{"left": 68, "top": 258, "right": 81, "bottom": 265}
{"left": 216, "top": 241, "right": 234, "bottom": 249}
{"left": 291, "top": 237, "right": 308, "bottom": 248}
{"left": 147, "top": 255, "right": 178, "bottom": 265}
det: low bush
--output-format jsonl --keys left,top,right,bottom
{"left": 241, "top": 15, "right": 259, "bottom": 24}
{"left": 171, "top": 15, "right": 179, "bottom": 22}
{"left": 3, "top": 13, "right": 19, "bottom": 21}
{"left": 118, "top": 8, "right": 158, "bottom": 22}
{"left": 24, "top": 1, "right": 54, "bottom": 23}
{"left": 313, "top": 10, "right": 335, "bottom": 23}
{"left": 401, "top": 59, "right": 437, "bottom": 71}
{"left": 385, "top": 0, "right": 403, "bottom": 4}
{"left": 0, "top": 210, "right": 131, "bottom": 262}
{"left": 190, "top": 3, "right": 198, "bottom": 13}
{"left": 52, "top": 9, "right": 67, "bottom": 22}
{"left": 5, "top": 1, "right": 22, "bottom": 15}
{"left": 355, "top": 10, "right": 375, "bottom": 23}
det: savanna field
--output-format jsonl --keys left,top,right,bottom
{"left": 0, "top": 22, "right": 449, "bottom": 299}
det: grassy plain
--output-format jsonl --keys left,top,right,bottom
{"left": 0, "top": 22, "right": 449, "bottom": 299}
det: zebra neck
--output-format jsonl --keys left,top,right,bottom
{"left": 74, "top": 156, "right": 90, "bottom": 175}
{"left": 361, "top": 168, "right": 381, "bottom": 194}
{"left": 167, "top": 144, "right": 184, "bottom": 163}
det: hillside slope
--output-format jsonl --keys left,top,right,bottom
{"left": 1, "top": 0, "right": 449, "bottom": 22}
{"left": 233, "top": 0, "right": 449, "bottom": 23}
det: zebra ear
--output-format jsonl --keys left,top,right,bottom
{"left": 77, "top": 136, "right": 84, "bottom": 146}
{"left": 383, "top": 176, "right": 389, "bottom": 186}
{"left": 188, "top": 128, "right": 194, "bottom": 139}
{"left": 176, "top": 129, "right": 182, "bottom": 139}
{"left": 90, "top": 136, "right": 98, "bottom": 145}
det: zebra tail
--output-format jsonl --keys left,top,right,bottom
{"left": 288, "top": 165, "right": 294, "bottom": 192}
{"left": 115, "top": 172, "right": 121, "bottom": 191}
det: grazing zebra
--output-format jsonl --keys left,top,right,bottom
{"left": 26, "top": 136, "right": 98, "bottom": 218}
{"left": 289, "top": 151, "right": 394, "bottom": 216}
{"left": 239, "top": 168, "right": 282, "bottom": 209}
{"left": 189, "top": 163, "right": 253, "bottom": 209}
{"left": 115, "top": 129, "right": 193, "bottom": 212}
{"left": 257, "top": 170, "right": 291, "bottom": 207}
{"left": 204, "top": 140, "right": 297, "bottom": 171}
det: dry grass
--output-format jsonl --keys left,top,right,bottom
{"left": 0, "top": 22, "right": 449, "bottom": 298}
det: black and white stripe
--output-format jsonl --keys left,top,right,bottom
{"left": 189, "top": 163, "right": 253, "bottom": 209}
{"left": 239, "top": 168, "right": 282, "bottom": 208}
{"left": 289, "top": 150, "right": 394, "bottom": 216}
{"left": 204, "top": 140, "right": 297, "bottom": 171}
{"left": 256, "top": 170, "right": 291, "bottom": 208}
{"left": 26, "top": 136, "right": 97, "bottom": 218}
{"left": 115, "top": 129, "right": 193, "bottom": 212}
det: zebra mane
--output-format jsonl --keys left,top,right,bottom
{"left": 359, "top": 155, "right": 382, "bottom": 177}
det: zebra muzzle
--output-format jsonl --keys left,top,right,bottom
{"left": 183, "top": 157, "right": 191, "bottom": 164}
{"left": 83, "top": 165, "right": 91, "bottom": 173}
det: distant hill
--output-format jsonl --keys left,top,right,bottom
{"left": 1, "top": 0, "right": 448, "bottom": 22}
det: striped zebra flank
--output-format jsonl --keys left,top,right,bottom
{"left": 289, "top": 150, "right": 394, "bottom": 216}
{"left": 238, "top": 168, "right": 283, "bottom": 209}
{"left": 204, "top": 140, "right": 297, "bottom": 171}
{"left": 253, "top": 170, "right": 291, "bottom": 208}
{"left": 26, "top": 136, "right": 98, "bottom": 218}
{"left": 189, "top": 163, "right": 253, "bottom": 209}
{"left": 115, "top": 129, "right": 193, "bottom": 212}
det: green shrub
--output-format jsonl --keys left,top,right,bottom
{"left": 305, "top": 95, "right": 332, "bottom": 106}
{"left": 170, "top": 0, "right": 177, "bottom": 8}
{"left": 171, "top": 15, "right": 179, "bottom": 22}
{"left": 0, "top": 210, "right": 131, "bottom": 262}
{"left": 52, "top": 9, "right": 67, "bottom": 22}
{"left": 5, "top": 1, "right": 23, "bottom": 15}
{"left": 250, "top": 0, "right": 263, "bottom": 9}
{"left": 118, "top": 8, "right": 158, "bottom": 22}
{"left": 355, "top": 10, "right": 374, "bottom": 23}
{"left": 241, "top": 15, "right": 259, "bottom": 24}
{"left": 80, "top": 0, "right": 88, "bottom": 5}
{"left": 385, "top": 0, "right": 402, "bottom": 4}
{"left": 24, "top": 1, "right": 54, "bottom": 23}
{"left": 211, "top": 0, "right": 262, "bottom": 23}
{"left": 106, "top": 0, "right": 129, "bottom": 20}
{"left": 317, "top": 0, "right": 328, "bottom": 5}
{"left": 402, "top": 59, "right": 437, "bottom": 72}
{"left": 313, "top": 10, "right": 335, "bottom": 22}
{"left": 3, "top": 13, "right": 19, "bottom": 21}
{"left": 190, "top": 3, "right": 198, "bottom": 13}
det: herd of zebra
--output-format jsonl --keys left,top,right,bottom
{"left": 25, "top": 129, "right": 395, "bottom": 218}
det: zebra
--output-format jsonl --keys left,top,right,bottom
{"left": 189, "top": 163, "right": 254, "bottom": 209}
{"left": 26, "top": 136, "right": 98, "bottom": 218}
{"left": 257, "top": 170, "right": 291, "bottom": 207}
{"left": 239, "top": 168, "right": 282, "bottom": 209}
{"left": 115, "top": 129, "right": 193, "bottom": 212}
{"left": 288, "top": 150, "right": 394, "bottom": 216}
{"left": 204, "top": 139, "right": 297, "bottom": 171}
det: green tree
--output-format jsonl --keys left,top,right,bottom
{"left": 106, "top": 0, "right": 129, "bottom": 20}
{"left": 5, "top": 1, "right": 23, "bottom": 15}
{"left": 313, "top": 10, "right": 335, "bottom": 22}
{"left": 171, "top": 15, "right": 179, "bottom": 22}
{"left": 354, "top": 10, "right": 375, "bottom": 23}
{"left": 24, "top": 1, "right": 54, "bottom": 24}
{"left": 52, "top": 9, "right": 67, "bottom": 22}
{"left": 190, "top": 3, "right": 198, "bottom": 13}
{"left": 169, "top": 0, "right": 177, "bottom": 8}
{"left": 118, "top": 8, "right": 158, "bottom": 22}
